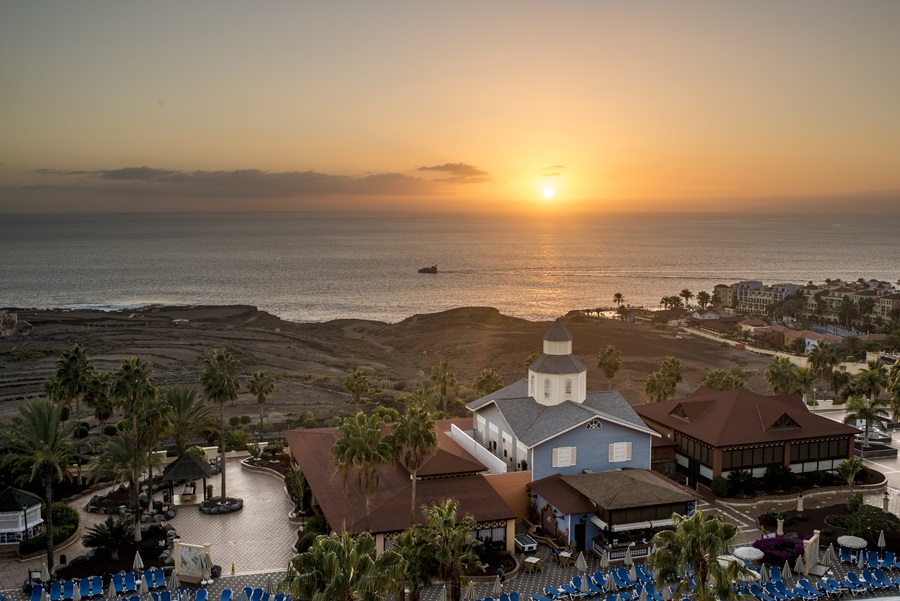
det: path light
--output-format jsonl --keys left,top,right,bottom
{"left": 884, "top": 490, "right": 890, "bottom": 512}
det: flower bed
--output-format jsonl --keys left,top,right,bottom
{"left": 752, "top": 535, "right": 807, "bottom": 565}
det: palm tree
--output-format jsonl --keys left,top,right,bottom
{"left": 857, "top": 361, "right": 888, "bottom": 401}
{"left": 162, "top": 385, "right": 215, "bottom": 456}
{"left": 837, "top": 457, "right": 864, "bottom": 492}
{"left": 696, "top": 291, "right": 711, "bottom": 309}
{"left": 392, "top": 526, "right": 437, "bottom": 601}
{"left": 791, "top": 366, "right": 815, "bottom": 402}
{"left": 84, "top": 372, "right": 114, "bottom": 429}
{"left": 727, "top": 469, "right": 752, "bottom": 497}
{"left": 53, "top": 344, "right": 94, "bottom": 419}
{"left": 679, "top": 289, "right": 694, "bottom": 308}
{"left": 473, "top": 369, "right": 504, "bottom": 396}
{"left": 282, "top": 531, "right": 402, "bottom": 601}
{"left": 806, "top": 341, "right": 840, "bottom": 389}
{"left": 523, "top": 352, "right": 540, "bottom": 374}
{"left": 644, "top": 371, "right": 675, "bottom": 403}
{"left": 844, "top": 394, "right": 889, "bottom": 448}
{"left": 596, "top": 345, "right": 621, "bottom": 390}
{"left": 331, "top": 412, "right": 394, "bottom": 531}
{"left": 0, "top": 397, "right": 77, "bottom": 573}
{"left": 137, "top": 396, "right": 172, "bottom": 489}
{"left": 391, "top": 402, "right": 438, "bottom": 525}
{"left": 199, "top": 347, "right": 242, "bottom": 501}
{"left": 343, "top": 368, "right": 370, "bottom": 403}
{"left": 660, "top": 357, "right": 684, "bottom": 387}
{"left": 613, "top": 292, "right": 624, "bottom": 307}
{"left": 830, "top": 366, "right": 852, "bottom": 403}
{"left": 247, "top": 370, "right": 276, "bottom": 441}
{"left": 83, "top": 517, "right": 133, "bottom": 560}
{"left": 702, "top": 368, "right": 745, "bottom": 391}
{"left": 649, "top": 508, "right": 752, "bottom": 601}
{"left": 90, "top": 432, "right": 160, "bottom": 517}
{"left": 421, "top": 499, "right": 480, "bottom": 601}
{"left": 765, "top": 356, "right": 795, "bottom": 394}
{"left": 430, "top": 361, "right": 458, "bottom": 415}
{"left": 888, "top": 361, "right": 900, "bottom": 423}
{"left": 111, "top": 356, "right": 155, "bottom": 541}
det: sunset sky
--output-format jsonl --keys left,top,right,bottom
{"left": 1, "top": 1, "right": 899, "bottom": 214}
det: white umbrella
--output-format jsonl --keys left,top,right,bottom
{"left": 717, "top": 555, "right": 741, "bottom": 569}
{"left": 492, "top": 575, "right": 502, "bottom": 596}
{"left": 575, "top": 551, "right": 588, "bottom": 572}
{"left": 580, "top": 574, "right": 589, "bottom": 594}
{"left": 438, "top": 585, "right": 448, "bottom": 601}
{"left": 41, "top": 563, "right": 51, "bottom": 584}
{"left": 600, "top": 550, "right": 610, "bottom": 569}
{"left": 624, "top": 546, "right": 633, "bottom": 566}
{"left": 824, "top": 543, "right": 836, "bottom": 566}
{"left": 606, "top": 572, "right": 617, "bottom": 592}
{"left": 133, "top": 551, "right": 145, "bottom": 573}
{"left": 140, "top": 577, "right": 149, "bottom": 596}
{"left": 464, "top": 582, "right": 477, "bottom": 601}
{"left": 661, "top": 585, "right": 672, "bottom": 601}
{"left": 794, "top": 555, "right": 804, "bottom": 575}
{"left": 782, "top": 561, "right": 792, "bottom": 581}
{"left": 879, "top": 530, "right": 887, "bottom": 550}
{"left": 41, "top": 589, "right": 49, "bottom": 601}
{"left": 73, "top": 582, "right": 82, "bottom": 601}
{"left": 837, "top": 535, "right": 867, "bottom": 549}
{"left": 858, "top": 549, "right": 866, "bottom": 569}
{"left": 638, "top": 587, "right": 647, "bottom": 601}
{"left": 168, "top": 571, "right": 180, "bottom": 591}
{"left": 264, "top": 576, "right": 275, "bottom": 595}
{"left": 107, "top": 580, "right": 117, "bottom": 601}
{"left": 759, "top": 564, "right": 769, "bottom": 582}
{"left": 629, "top": 564, "right": 637, "bottom": 582}
{"left": 734, "top": 547, "right": 764, "bottom": 561}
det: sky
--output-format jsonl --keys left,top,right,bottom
{"left": 1, "top": 1, "right": 899, "bottom": 214}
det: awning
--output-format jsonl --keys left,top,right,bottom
{"left": 650, "top": 518, "right": 675, "bottom": 528}
{"left": 612, "top": 521, "right": 652, "bottom": 532}
{"left": 591, "top": 515, "right": 609, "bottom": 529}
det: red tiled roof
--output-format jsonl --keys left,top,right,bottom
{"left": 634, "top": 388, "right": 859, "bottom": 447}
{"left": 284, "top": 425, "right": 513, "bottom": 535}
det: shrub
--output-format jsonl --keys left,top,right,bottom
{"left": 83, "top": 517, "right": 134, "bottom": 560}
{"left": 103, "top": 424, "right": 118, "bottom": 436}
{"left": 295, "top": 515, "right": 329, "bottom": 553}
{"left": 247, "top": 442, "right": 262, "bottom": 459}
{"left": 848, "top": 492, "right": 865, "bottom": 513}
{"left": 845, "top": 505, "right": 896, "bottom": 542}
{"left": 240, "top": 415, "right": 252, "bottom": 425}
{"left": 759, "top": 512, "right": 794, "bottom": 528}
{"left": 752, "top": 534, "right": 806, "bottom": 565}
{"left": 228, "top": 416, "right": 241, "bottom": 427}
{"left": 223, "top": 428, "right": 249, "bottom": 451}
{"left": 711, "top": 476, "right": 729, "bottom": 497}
{"left": 186, "top": 446, "right": 208, "bottom": 461}
{"left": 139, "top": 538, "right": 163, "bottom": 560}
{"left": 19, "top": 503, "right": 80, "bottom": 555}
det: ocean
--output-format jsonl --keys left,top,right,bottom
{"left": 1, "top": 212, "right": 897, "bottom": 323}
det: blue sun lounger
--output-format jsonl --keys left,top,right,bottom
{"left": 30, "top": 585, "right": 44, "bottom": 601}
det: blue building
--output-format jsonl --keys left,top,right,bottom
{"left": 464, "top": 319, "right": 698, "bottom": 557}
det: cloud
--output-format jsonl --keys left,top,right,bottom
{"left": 540, "top": 165, "right": 566, "bottom": 178}
{"left": 417, "top": 163, "right": 490, "bottom": 184}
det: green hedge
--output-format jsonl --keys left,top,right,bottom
{"left": 20, "top": 503, "right": 80, "bottom": 555}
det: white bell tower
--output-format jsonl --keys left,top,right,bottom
{"left": 527, "top": 319, "right": 587, "bottom": 406}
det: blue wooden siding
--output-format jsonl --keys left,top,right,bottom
{"left": 531, "top": 420, "right": 652, "bottom": 481}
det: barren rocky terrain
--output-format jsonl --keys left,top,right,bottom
{"left": 0, "top": 304, "right": 774, "bottom": 424}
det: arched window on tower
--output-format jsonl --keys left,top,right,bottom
{"left": 530, "top": 375, "right": 535, "bottom": 396}
{"left": 565, "top": 378, "right": 572, "bottom": 399}
{"left": 544, "top": 378, "right": 551, "bottom": 400}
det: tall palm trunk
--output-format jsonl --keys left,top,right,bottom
{"left": 132, "top": 406, "right": 141, "bottom": 541}
{"left": 259, "top": 397, "right": 264, "bottom": 442}
{"left": 44, "top": 474, "right": 55, "bottom": 573}
{"left": 410, "top": 470, "right": 418, "bottom": 526}
{"left": 220, "top": 403, "right": 227, "bottom": 499}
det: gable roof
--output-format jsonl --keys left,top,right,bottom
{"left": 284, "top": 422, "right": 513, "bottom": 535}
{"left": 0, "top": 486, "right": 42, "bottom": 512}
{"left": 635, "top": 388, "right": 859, "bottom": 447}
{"left": 468, "top": 381, "right": 656, "bottom": 447}
{"left": 161, "top": 452, "right": 213, "bottom": 481}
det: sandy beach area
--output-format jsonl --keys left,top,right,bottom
{"left": 0, "top": 304, "right": 773, "bottom": 422}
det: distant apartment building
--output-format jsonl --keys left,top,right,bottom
{"left": 713, "top": 284, "right": 736, "bottom": 309}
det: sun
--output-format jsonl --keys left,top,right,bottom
{"left": 542, "top": 187, "right": 555, "bottom": 199}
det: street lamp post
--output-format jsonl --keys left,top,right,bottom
{"left": 22, "top": 503, "right": 28, "bottom": 541}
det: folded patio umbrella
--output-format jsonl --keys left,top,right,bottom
{"left": 140, "top": 577, "right": 149, "bottom": 596}
{"left": 823, "top": 544, "right": 836, "bottom": 566}
{"left": 782, "top": 561, "right": 792, "bottom": 581}
{"left": 575, "top": 552, "right": 588, "bottom": 572}
{"left": 624, "top": 547, "right": 633, "bottom": 566}
{"left": 606, "top": 572, "right": 617, "bottom": 592}
{"left": 879, "top": 530, "right": 886, "bottom": 550}
{"left": 264, "top": 576, "right": 275, "bottom": 595}
{"left": 638, "top": 587, "right": 647, "bottom": 601}
{"left": 168, "top": 570, "right": 180, "bottom": 591}
{"left": 600, "top": 550, "right": 610, "bottom": 569}
{"left": 580, "top": 574, "right": 589, "bottom": 593}
{"left": 41, "top": 563, "right": 51, "bottom": 584}
{"left": 629, "top": 564, "right": 637, "bottom": 582}
{"left": 492, "top": 575, "right": 502, "bottom": 596}
{"left": 758, "top": 564, "right": 769, "bottom": 582}
{"left": 134, "top": 551, "right": 145, "bottom": 572}
{"left": 41, "top": 588, "right": 49, "bottom": 601}
{"left": 107, "top": 580, "right": 117, "bottom": 601}
{"left": 661, "top": 585, "right": 671, "bottom": 601}
{"left": 794, "top": 555, "right": 804, "bottom": 575}
{"left": 200, "top": 553, "right": 213, "bottom": 585}
{"left": 438, "top": 585, "right": 447, "bottom": 601}
{"left": 857, "top": 550, "right": 865, "bottom": 570}
{"left": 464, "top": 582, "right": 477, "bottom": 601}
{"left": 73, "top": 583, "right": 81, "bottom": 601}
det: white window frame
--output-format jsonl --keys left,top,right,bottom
{"left": 609, "top": 441, "right": 632, "bottom": 463}
{"left": 552, "top": 446, "right": 577, "bottom": 467}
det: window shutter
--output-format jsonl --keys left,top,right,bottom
{"left": 626, "top": 442, "right": 632, "bottom": 461}
{"left": 570, "top": 447, "right": 577, "bottom": 465}
{"left": 552, "top": 448, "right": 559, "bottom": 467}
{"left": 608, "top": 444, "right": 614, "bottom": 462}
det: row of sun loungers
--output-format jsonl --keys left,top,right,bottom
{"left": 29, "top": 583, "right": 240, "bottom": 601}
{"left": 839, "top": 549, "right": 898, "bottom": 570}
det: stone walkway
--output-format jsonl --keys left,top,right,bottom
{"left": 0, "top": 459, "right": 299, "bottom": 593}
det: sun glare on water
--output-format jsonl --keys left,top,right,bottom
{"left": 542, "top": 187, "right": 555, "bottom": 199}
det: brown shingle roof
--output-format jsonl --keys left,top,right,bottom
{"left": 531, "top": 470, "right": 699, "bottom": 514}
{"left": 635, "top": 388, "right": 859, "bottom": 447}
{"left": 284, "top": 424, "right": 513, "bottom": 535}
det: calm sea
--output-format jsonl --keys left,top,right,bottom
{"left": 1, "top": 212, "right": 897, "bottom": 323}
